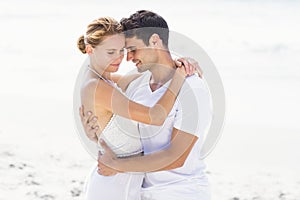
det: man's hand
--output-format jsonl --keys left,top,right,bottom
{"left": 175, "top": 57, "right": 203, "bottom": 78}
{"left": 97, "top": 140, "right": 120, "bottom": 176}
{"left": 79, "top": 106, "right": 99, "bottom": 143}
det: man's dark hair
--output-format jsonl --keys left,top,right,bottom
{"left": 120, "top": 10, "right": 169, "bottom": 47}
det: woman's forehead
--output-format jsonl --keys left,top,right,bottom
{"left": 98, "top": 34, "right": 125, "bottom": 48}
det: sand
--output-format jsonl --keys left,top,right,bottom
{"left": 1, "top": 0, "right": 300, "bottom": 199}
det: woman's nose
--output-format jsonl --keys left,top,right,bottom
{"left": 113, "top": 54, "right": 123, "bottom": 63}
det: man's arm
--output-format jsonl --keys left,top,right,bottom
{"left": 98, "top": 128, "right": 197, "bottom": 173}
{"left": 98, "top": 76, "right": 211, "bottom": 175}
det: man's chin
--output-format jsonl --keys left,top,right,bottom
{"left": 137, "top": 67, "right": 146, "bottom": 73}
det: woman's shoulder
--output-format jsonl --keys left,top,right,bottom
{"left": 81, "top": 78, "right": 99, "bottom": 95}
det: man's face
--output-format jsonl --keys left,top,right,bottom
{"left": 125, "top": 36, "right": 157, "bottom": 73}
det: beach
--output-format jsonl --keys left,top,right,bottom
{"left": 1, "top": 0, "right": 300, "bottom": 199}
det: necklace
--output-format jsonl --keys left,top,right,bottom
{"left": 87, "top": 66, "right": 116, "bottom": 87}
{"left": 87, "top": 66, "right": 108, "bottom": 81}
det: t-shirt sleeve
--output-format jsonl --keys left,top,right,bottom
{"left": 173, "top": 78, "right": 212, "bottom": 138}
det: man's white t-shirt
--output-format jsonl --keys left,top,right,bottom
{"left": 126, "top": 71, "right": 212, "bottom": 189}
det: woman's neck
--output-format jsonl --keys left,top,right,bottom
{"left": 88, "top": 65, "right": 111, "bottom": 81}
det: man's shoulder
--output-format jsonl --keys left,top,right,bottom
{"left": 182, "top": 74, "right": 208, "bottom": 92}
{"left": 125, "top": 71, "right": 151, "bottom": 94}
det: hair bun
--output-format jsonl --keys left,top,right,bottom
{"left": 77, "top": 35, "right": 87, "bottom": 54}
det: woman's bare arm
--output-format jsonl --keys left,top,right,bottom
{"left": 93, "top": 67, "right": 186, "bottom": 125}
{"left": 111, "top": 73, "right": 142, "bottom": 92}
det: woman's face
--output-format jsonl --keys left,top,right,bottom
{"left": 90, "top": 34, "right": 125, "bottom": 73}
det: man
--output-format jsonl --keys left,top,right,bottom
{"left": 82, "top": 10, "right": 212, "bottom": 199}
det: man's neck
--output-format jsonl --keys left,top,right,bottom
{"left": 149, "top": 52, "right": 176, "bottom": 91}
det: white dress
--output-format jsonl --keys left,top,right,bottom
{"left": 84, "top": 67, "right": 144, "bottom": 200}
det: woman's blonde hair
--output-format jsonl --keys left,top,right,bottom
{"left": 77, "top": 17, "right": 123, "bottom": 54}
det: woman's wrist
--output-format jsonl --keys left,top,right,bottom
{"left": 170, "top": 68, "right": 185, "bottom": 89}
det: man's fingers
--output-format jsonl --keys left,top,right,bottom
{"left": 79, "top": 106, "right": 99, "bottom": 143}
{"left": 99, "top": 139, "right": 109, "bottom": 151}
{"left": 79, "top": 106, "right": 85, "bottom": 122}
{"left": 87, "top": 131, "right": 98, "bottom": 141}
{"left": 97, "top": 168, "right": 116, "bottom": 176}
{"left": 89, "top": 125, "right": 99, "bottom": 134}
{"left": 97, "top": 163, "right": 117, "bottom": 176}
{"left": 79, "top": 106, "right": 95, "bottom": 125}
{"left": 99, "top": 139, "right": 117, "bottom": 159}
{"left": 98, "top": 151, "right": 103, "bottom": 161}
{"left": 97, "top": 157, "right": 109, "bottom": 176}
{"left": 91, "top": 136, "right": 98, "bottom": 143}
{"left": 84, "top": 111, "right": 93, "bottom": 125}
{"left": 88, "top": 116, "right": 98, "bottom": 129}
{"left": 86, "top": 122, "right": 98, "bottom": 142}
{"left": 87, "top": 133, "right": 98, "bottom": 143}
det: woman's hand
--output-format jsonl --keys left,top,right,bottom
{"left": 175, "top": 64, "right": 188, "bottom": 78}
{"left": 174, "top": 57, "right": 203, "bottom": 78}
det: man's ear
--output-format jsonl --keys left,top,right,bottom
{"left": 149, "top": 33, "right": 162, "bottom": 47}
{"left": 86, "top": 44, "right": 93, "bottom": 55}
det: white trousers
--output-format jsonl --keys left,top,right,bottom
{"left": 84, "top": 165, "right": 144, "bottom": 200}
{"left": 141, "top": 180, "right": 211, "bottom": 200}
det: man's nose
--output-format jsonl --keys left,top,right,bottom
{"left": 126, "top": 51, "right": 133, "bottom": 61}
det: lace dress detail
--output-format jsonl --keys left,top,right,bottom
{"left": 88, "top": 67, "right": 143, "bottom": 157}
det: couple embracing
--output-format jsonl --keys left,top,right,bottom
{"left": 77, "top": 10, "right": 212, "bottom": 200}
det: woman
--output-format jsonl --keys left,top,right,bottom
{"left": 77, "top": 17, "right": 193, "bottom": 200}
